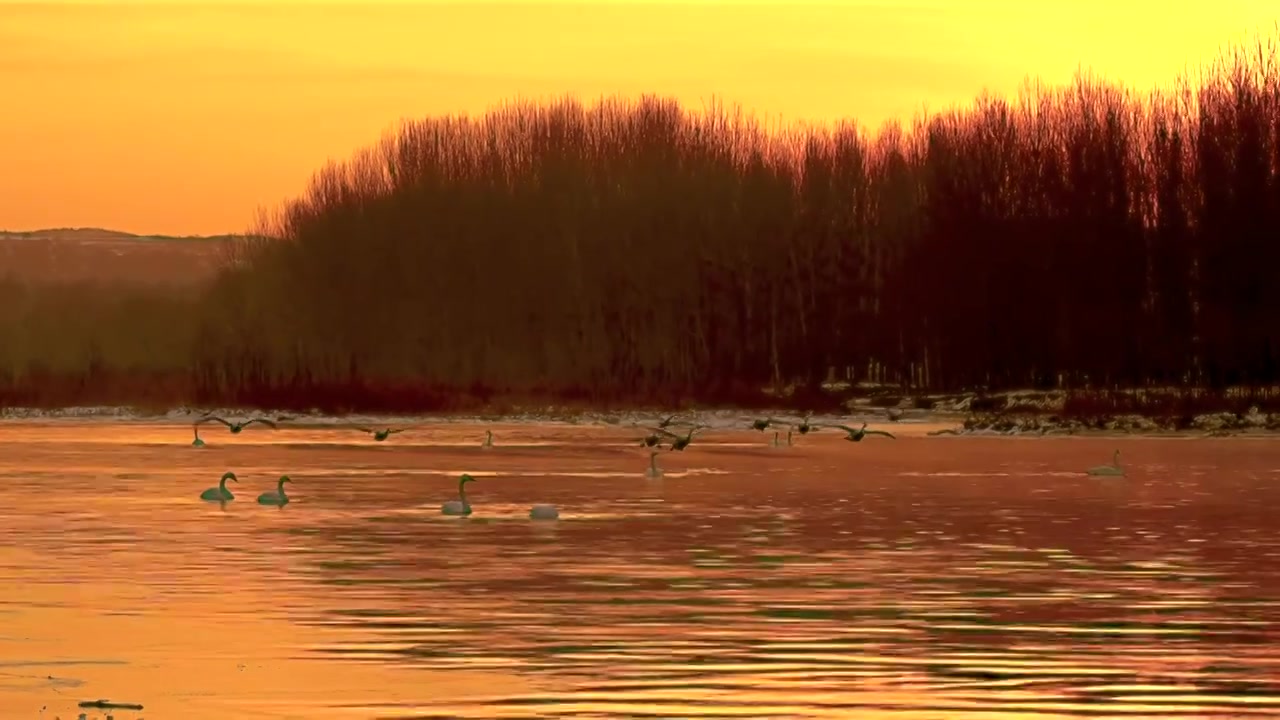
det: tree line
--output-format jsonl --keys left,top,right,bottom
{"left": 2, "top": 35, "right": 1278, "bottom": 411}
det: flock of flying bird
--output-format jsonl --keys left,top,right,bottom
{"left": 187, "top": 410, "right": 1126, "bottom": 518}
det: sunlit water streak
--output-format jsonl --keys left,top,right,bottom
{"left": 0, "top": 423, "right": 1277, "bottom": 718}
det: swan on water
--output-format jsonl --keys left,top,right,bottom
{"left": 200, "top": 471, "right": 237, "bottom": 501}
{"left": 645, "top": 450, "right": 664, "bottom": 478}
{"left": 821, "top": 422, "right": 896, "bottom": 442}
{"left": 197, "top": 415, "right": 279, "bottom": 434}
{"left": 442, "top": 474, "right": 476, "bottom": 516}
{"left": 529, "top": 504, "right": 559, "bottom": 520}
{"left": 1087, "top": 450, "right": 1125, "bottom": 477}
{"left": 256, "top": 476, "right": 292, "bottom": 506}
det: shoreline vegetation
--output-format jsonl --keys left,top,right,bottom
{"left": 1, "top": 385, "right": 1279, "bottom": 438}
{"left": 4, "top": 33, "right": 1280, "bottom": 425}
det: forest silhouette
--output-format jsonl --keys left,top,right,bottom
{"left": 2, "top": 36, "right": 1279, "bottom": 413}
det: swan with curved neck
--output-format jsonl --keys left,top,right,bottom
{"left": 200, "top": 471, "right": 237, "bottom": 501}
{"left": 442, "top": 474, "right": 476, "bottom": 515}
{"left": 481, "top": 430, "right": 494, "bottom": 449}
{"left": 256, "top": 476, "right": 292, "bottom": 506}
{"left": 1087, "top": 450, "right": 1125, "bottom": 477}
{"left": 645, "top": 450, "right": 664, "bottom": 478}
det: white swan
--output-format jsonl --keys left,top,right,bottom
{"left": 442, "top": 474, "right": 476, "bottom": 516}
{"left": 645, "top": 450, "right": 664, "bottom": 478}
{"left": 529, "top": 504, "right": 559, "bottom": 520}
{"left": 1087, "top": 450, "right": 1125, "bottom": 477}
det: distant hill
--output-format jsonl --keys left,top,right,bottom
{"left": 0, "top": 227, "right": 250, "bottom": 286}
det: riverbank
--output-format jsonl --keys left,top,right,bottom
{"left": 1, "top": 392, "right": 1278, "bottom": 438}
{"left": 928, "top": 410, "right": 1280, "bottom": 437}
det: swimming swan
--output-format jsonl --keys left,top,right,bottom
{"left": 256, "top": 476, "right": 292, "bottom": 506}
{"left": 529, "top": 504, "right": 559, "bottom": 520}
{"left": 645, "top": 450, "right": 664, "bottom": 478}
{"left": 1087, "top": 450, "right": 1125, "bottom": 477}
{"left": 200, "top": 471, "right": 237, "bottom": 501}
{"left": 442, "top": 474, "right": 476, "bottom": 516}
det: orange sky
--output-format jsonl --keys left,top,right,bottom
{"left": 1, "top": 0, "right": 1275, "bottom": 236}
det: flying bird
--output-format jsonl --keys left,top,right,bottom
{"left": 647, "top": 425, "right": 706, "bottom": 451}
{"left": 196, "top": 415, "right": 279, "bottom": 434}
{"left": 358, "top": 427, "right": 406, "bottom": 442}
{"left": 821, "top": 422, "right": 897, "bottom": 442}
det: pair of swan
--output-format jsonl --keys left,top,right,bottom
{"left": 751, "top": 415, "right": 815, "bottom": 434}
{"left": 441, "top": 474, "right": 558, "bottom": 520}
{"left": 200, "top": 471, "right": 292, "bottom": 506}
{"left": 642, "top": 425, "right": 705, "bottom": 451}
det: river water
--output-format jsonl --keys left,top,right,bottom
{"left": 0, "top": 420, "right": 1276, "bottom": 718}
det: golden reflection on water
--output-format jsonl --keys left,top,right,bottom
{"left": 0, "top": 422, "right": 1277, "bottom": 718}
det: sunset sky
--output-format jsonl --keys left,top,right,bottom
{"left": 1, "top": 0, "right": 1275, "bottom": 236}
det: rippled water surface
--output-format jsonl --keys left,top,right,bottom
{"left": 1, "top": 421, "right": 1278, "bottom": 718}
